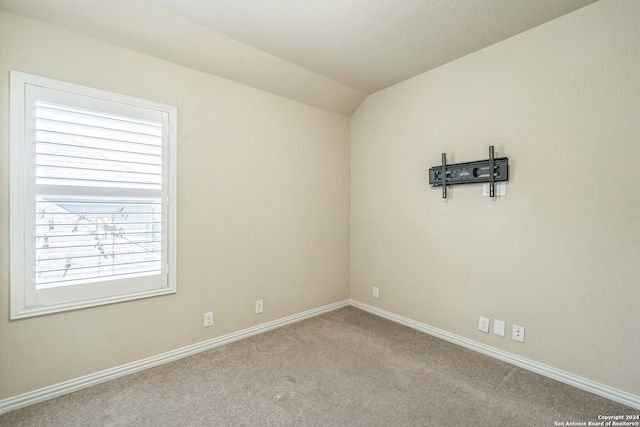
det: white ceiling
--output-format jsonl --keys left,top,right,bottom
{"left": 0, "top": 0, "right": 598, "bottom": 115}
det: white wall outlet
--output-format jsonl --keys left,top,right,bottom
{"left": 483, "top": 182, "right": 506, "bottom": 197}
{"left": 255, "top": 299, "right": 263, "bottom": 314}
{"left": 493, "top": 319, "right": 505, "bottom": 336}
{"left": 478, "top": 316, "right": 490, "bottom": 333}
{"left": 512, "top": 324, "right": 525, "bottom": 343}
{"left": 373, "top": 287, "right": 379, "bottom": 298}
{"left": 204, "top": 312, "right": 214, "bottom": 328}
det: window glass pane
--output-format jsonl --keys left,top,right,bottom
{"left": 35, "top": 197, "right": 162, "bottom": 289}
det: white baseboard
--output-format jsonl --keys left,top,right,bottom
{"left": 3, "top": 299, "right": 637, "bottom": 415}
{"left": 0, "top": 300, "right": 350, "bottom": 415}
{"left": 349, "top": 299, "right": 640, "bottom": 410}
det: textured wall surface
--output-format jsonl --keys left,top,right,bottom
{"left": 0, "top": 10, "right": 350, "bottom": 399}
{"left": 350, "top": 0, "right": 640, "bottom": 395}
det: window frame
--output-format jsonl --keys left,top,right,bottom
{"left": 10, "top": 71, "right": 177, "bottom": 319}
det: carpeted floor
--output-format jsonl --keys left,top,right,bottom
{"left": 1, "top": 306, "right": 637, "bottom": 426}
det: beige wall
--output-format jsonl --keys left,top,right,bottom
{"left": 2, "top": 0, "right": 639, "bottom": 405}
{"left": 0, "top": 11, "right": 350, "bottom": 399}
{"left": 351, "top": 0, "right": 640, "bottom": 396}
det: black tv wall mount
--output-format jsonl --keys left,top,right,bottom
{"left": 428, "top": 146, "right": 509, "bottom": 199}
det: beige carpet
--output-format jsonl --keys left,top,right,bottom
{"left": 1, "top": 306, "right": 637, "bottom": 426}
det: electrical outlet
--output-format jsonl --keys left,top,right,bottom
{"left": 512, "top": 324, "right": 525, "bottom": 343}
{"left": 483, "top": 182, "right": 507, "bottom": 196}
{"left": 204, "top": 312, "right": 213, "bottom": 328}
{"left": 255, "top": 299, "right": 263, "bottom": 314}
{"left": 373, "top": 287, "right": 379, "bottom": 298}
{"left": 478, "top": 316, "right": 490, "bottom": 333}
{"left": 493, "top": 319, "right": 505, "bottom": 336}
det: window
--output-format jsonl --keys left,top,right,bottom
{"left": 10, "top": 71, "right": 177, "bottom": 319}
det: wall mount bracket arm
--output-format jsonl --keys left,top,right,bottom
{"left": 428, "top": 146, "right": 509, "bottom": 199}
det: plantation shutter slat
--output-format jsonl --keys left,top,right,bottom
{"left": 35, "top": 101, "right": 163, "bottom": 190}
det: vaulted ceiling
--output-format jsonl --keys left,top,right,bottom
{"left": 0, "top": 0, "right": 597, "bottom": 115}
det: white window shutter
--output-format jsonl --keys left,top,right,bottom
{"left": 10, "top": 71, "right": 177, "bottom": 318}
